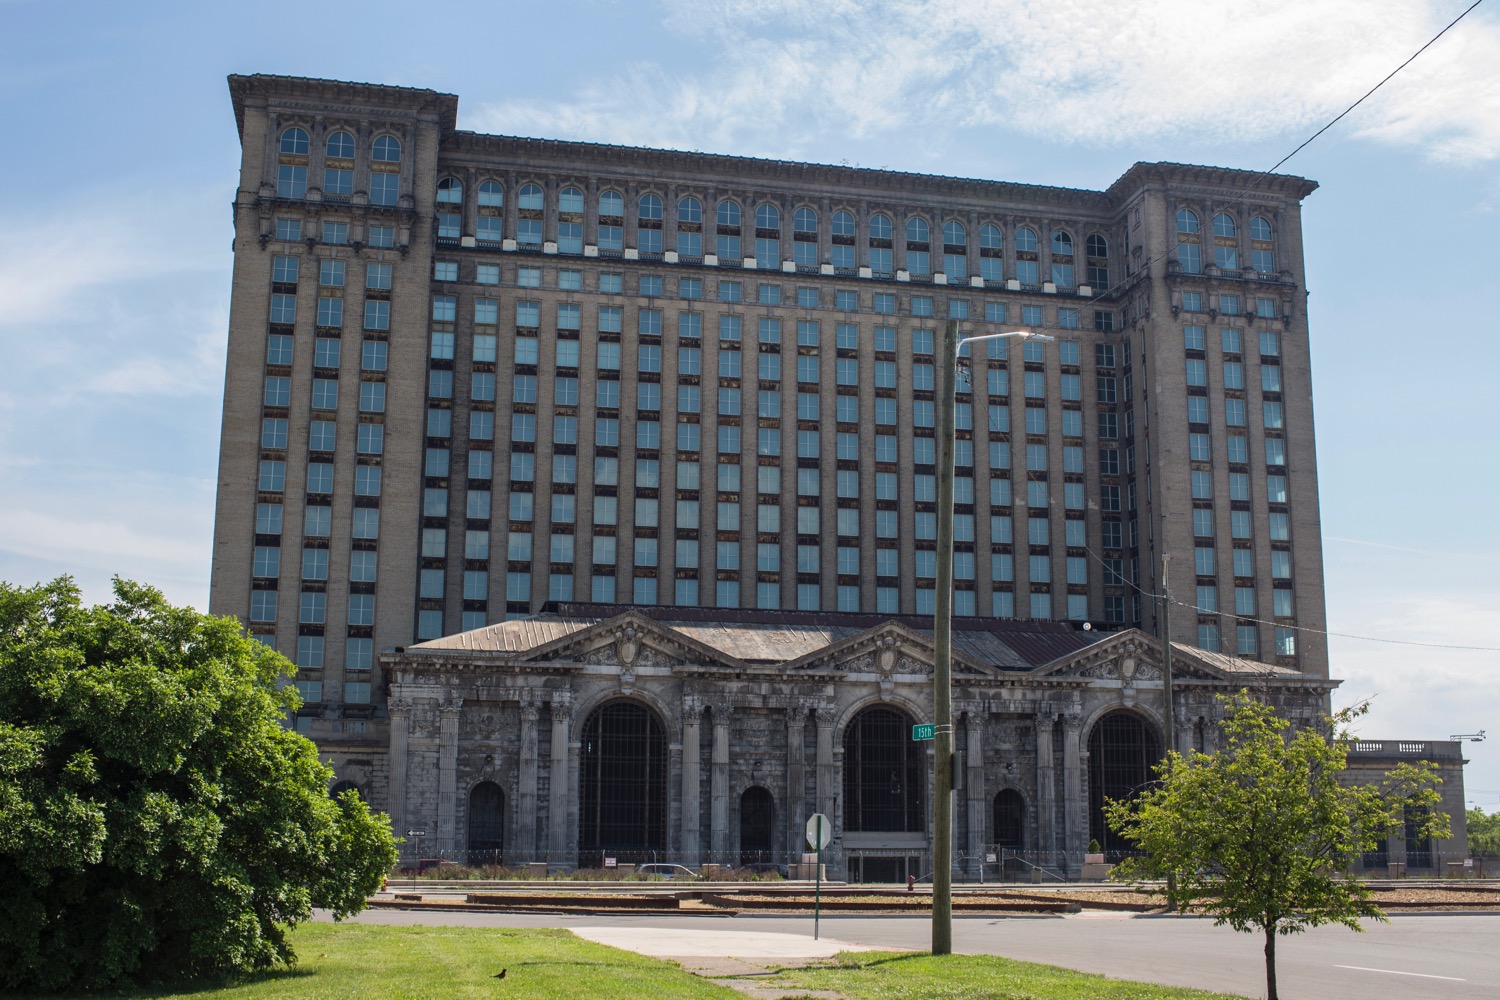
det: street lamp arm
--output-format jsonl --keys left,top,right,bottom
{"left": 955, "top": 330, "right": 1055, "bottom": 356}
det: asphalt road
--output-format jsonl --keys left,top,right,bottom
{"left": 324, "top": 908, "right": 1500, "bottom": 999}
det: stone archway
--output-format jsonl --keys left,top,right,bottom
{"left": 578, "top": 700, "right": 667, "bottom": 866}
{"left": 468, "top": 781, "right": 505, "bottom": 865}
{"left": 1087, "top": 710, "right": 1162, "bottom": 855}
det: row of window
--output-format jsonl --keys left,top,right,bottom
{"left": 280, "top": 127, "right": 402, "bottom": 162}
{"left": 270, "top": 217, "right": 399, "bottom": 248}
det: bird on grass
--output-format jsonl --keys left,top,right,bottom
{"left": 493, "top": 969, "right": 507, "bottom": 979}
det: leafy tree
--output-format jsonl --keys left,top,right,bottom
{"left": 0, "top": 578, "right": 398, "bottom": 992}
{"left": 1468, "top": 807, "right": 1500, "bottom": 857}
{"left": 1105, "top": 693, "right": 1447, "bottom": 1000}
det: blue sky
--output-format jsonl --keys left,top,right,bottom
{"left": 2, "top": 0, "right": 1498, "bottom": 806}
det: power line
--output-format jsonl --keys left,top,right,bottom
{"left": 1078, "top": 543, "right": 1500, "bottom": 653}
{"left": 1004, "top": 0, "right": 1489, "bottom": 339}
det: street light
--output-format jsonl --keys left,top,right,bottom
{"left": 933, "top": 321, "right": 1053, "bottom": 956}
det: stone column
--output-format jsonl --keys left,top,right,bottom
{"left": 966, "top": 713, "right": 986, "bottom": 878}
{"left": 711, "top": 703, "right": 732, "bottom": 862}
{"left": 518, "top": 703, "right": 539, "bottom": 860}
{"left": 680, "top": 698, "right": 703, "bottom": 864}
{"left": 547, "top": 698, "right": 571, "bottom": 864}
{"left": 1062, "top": 713, "right": 1084, "bottom": 865}
{"left": 437, "top": 705, "right": 460, "bottom": 854}
{"left": 815, "top": 708, "right": 836, "bottom": 824}
{"left": 1035, "top": 713, "right": 1056, "bottom": 866}
{"left": 388, "top": 701, "right": 411, "bottom": 852}
{"left": 786, "top": 709, "right": 807, "bottom": 857}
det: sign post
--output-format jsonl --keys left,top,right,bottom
{"left": 806, "top": 812, "right": 831, "bottom": 940}
{"left": 912, "top": 723, "right": 936, "bottom": 741}
{"left": 405, "top": 830, "right": 427, "bottom": 893}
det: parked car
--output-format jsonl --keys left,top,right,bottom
{"left": 637, "top": 863, "right": 700, "bottom": 880}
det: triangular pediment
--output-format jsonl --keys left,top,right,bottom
{"left": 781, "top": 621, "right": 996, "bottom": 678}
{"left": 1032, "top": 629, "right": 1229, "bottom": 682}
{"left": 519, "top": 610, "right": 744, "bottom": 671}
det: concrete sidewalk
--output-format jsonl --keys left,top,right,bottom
{"left": 571, "top": 925, "right": 888, "bottom": 999}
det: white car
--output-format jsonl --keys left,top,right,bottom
{"left": 637, "top": 864, "right": 699, "bottom": 880}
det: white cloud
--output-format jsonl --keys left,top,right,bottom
{"left": 471, "top": 0, "right": 1500, "bottom": 164}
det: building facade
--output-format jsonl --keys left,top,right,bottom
{"left": 208, "top": 75, "right": 1387, "bottom": 872}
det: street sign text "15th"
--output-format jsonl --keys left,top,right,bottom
{"left": 912, "top": 723, "right": 936, "bottom": 741}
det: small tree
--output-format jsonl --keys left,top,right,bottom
{"left": 1467, "top": 807, "right": 1500, "bottom": 857}
{"left": 0, "top": 578, "right": 399, "bottom": 992}
{"left": 1105, "top": 692, "right": 1447, "bottom": 1000}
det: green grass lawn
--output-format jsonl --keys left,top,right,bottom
{"left": 756, "top": 950, "right": 1249, "bottom": 1000}
{"left": 21, "top": 924, "right": 1252, "bottom": 1000}
{"left": 54, "top": 924, "right": 737, "bottom": 1000}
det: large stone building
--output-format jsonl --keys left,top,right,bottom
{"left": 210, "top": 74, "right": 1454, "bottom": 875}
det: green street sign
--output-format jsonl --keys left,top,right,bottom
{"left": 912, "top": 723, "right": 936, "bottom": 741}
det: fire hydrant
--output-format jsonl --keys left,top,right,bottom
{"left": 907, "top": 875, "right": 916, "bottom": 892}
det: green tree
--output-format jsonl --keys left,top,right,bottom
{"left": 1105, "top": 693, "right": 1447, "bottom": 1000}
{"left": 0, "top": 578, "right": 398, "bottom": 992}
{"left": 1468, "top": 807, "right": 1500, "bottom": 857}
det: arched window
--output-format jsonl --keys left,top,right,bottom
{"left": 1087, "top": 711, "right": 1162, "bottom": 856}
{"left": 993, "top": 789, "right": 1025, "bottom": 848}
{"left": 468, "top": 781, "right": 505, "bottom": 865}
{"left": 372, "top": 135, "right": 401, "bottom": 163}
{"left": 638, "top": 193, "right": 664, "bottom": 221}
{"left": 868, "top": 214, "right": 893, "bottom": 241}
{"left": 739, "top": 787, "right": 775, "bottom": 865}
{"left": 598, "top": 191, "right": 624, "bottom": 251}
{"left": 599, "top": 190, "right": 625, "bottom": 218}
{"left": 905, "top": 217, "right": 929, "bottom": 243}
{"left": 637, "top": 195, "right": 664, "bottom": 255}
{"left": 1176, "top": 209, "right": 1200, "bottom": 234}
{"left": 978, "top": 224, "right": 1003, "bottom": 282}
{"left": 831, "top": 210, "right": 856, "bottom": 237}
{"left": 518, "top": 183, "right": 544, "bottom": 211}
{"left": 842, "top": 706, "right": 923, "bottom": 832}
{"left": 793, "top": 207, "right": 817, "bottom": 234}
{"left": 678, "top": 196, "right": 703, "bottom": 224}
{"left": 943, "top": 221, "right": 966, "bottom": 247}
{"left": 478, "top": 180, "right": 504, "bottom": 207}
{"left": 1015, "top": 227, "right": 1038, "bottom": 252}
{"left": 436, "top": 177, "right": 463, "bottom": 205}
{"left": 941, "top": 220, "right": 966, "bottom": 278}
{"left": 1051, "top": 230, "right": 1073, "bottom": 255}
{"left": 1212, "top": 213, "right": 1237, "bottom": 238}
{"left": 330, "top": 779, "right": 362, "bottom": 800}
{"left": 904, "top": 217, "right": 930, "bottom": 275}
{"left": 558, "top": 187, "right": 584, "bottom": 253}
{"left": 325, "top": 130, "right": 354, "bottom": 159}
{"left": 979, "top": 224, "right": 1002, "bottom": 251}
{"left": 755, "top": 203, "right": 780, "bottom": 230}
{"left": 279, "top": 127, "right": 309, "bottom": 155}
{"left": 716, "top": 199, "right": 741, "bottom": 227}
{"left": 1086, "top": 234, "right": 1109, "bottom": 288}
{"left": 1250, "top": 216, "right": 1275, "bottom": 273}
{"left": 1050, "top": 230, "right": 1075, "bottom": 286}
{"left": 579, "top": 701, "right": 667, "bottom": 864}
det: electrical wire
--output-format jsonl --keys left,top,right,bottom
{"left": 1077, "top": 543, "right": 1500, "bottom": 653}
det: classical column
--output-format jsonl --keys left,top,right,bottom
{"left": 547, "top": 698, "right": 572, "bottom": 863}
{"left": 1035, "top": 713, "right": 1056, "bottom": 866}
{"left": 437, "top": 705, "right": 460, "bottom": 854}
{"left": 711, "top": 703, "right": 732, "bottom": 861}
{"left": 680, "top": 698, "right": 703, "bottom": 864}
{"left": 517, "top": 703, "right": 539, "bottom": 860}
{"left": 387, "top": 700, "right": 411, "bottom": 851}
{"left": 966, "top": 713, "right": 986, "bottom": 878}
{"left": 786, "top": 709, "right": 807, "bottom": 857}
{"left": 815, "top": 708, "right": 836, "bottom": 825}
{"left": 1062, "top": 713, "right": 1084, "bottom": 865}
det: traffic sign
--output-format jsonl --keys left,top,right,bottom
{"left": 912, "top": 723, "right": 936, "bottom": 741}
{"left": 806, "top": 812, "right": 831, "bottom": 850}
{"left": 405, "top": 829, "right": 427, "bottom": 837}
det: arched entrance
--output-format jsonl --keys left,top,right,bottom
{"left": 468, "top": 781, "right": 505, "bottom": 865}
{"left": 578, "top": 700, "right": 667, "bottom": 866}
{"left": 739, "top": 787, "right": 775, "bottom": 866}
{"left": 1087, "top": 711, "right": 1162, "bottom": 856}
{"left": 993, "top": 789, "right": 1025, "bottom": 849}
{"left": 330, "top": 779, "right": 362, "bottom": 800}
{"left": 843, "top": 706, "right": 924, "bottom": 883}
